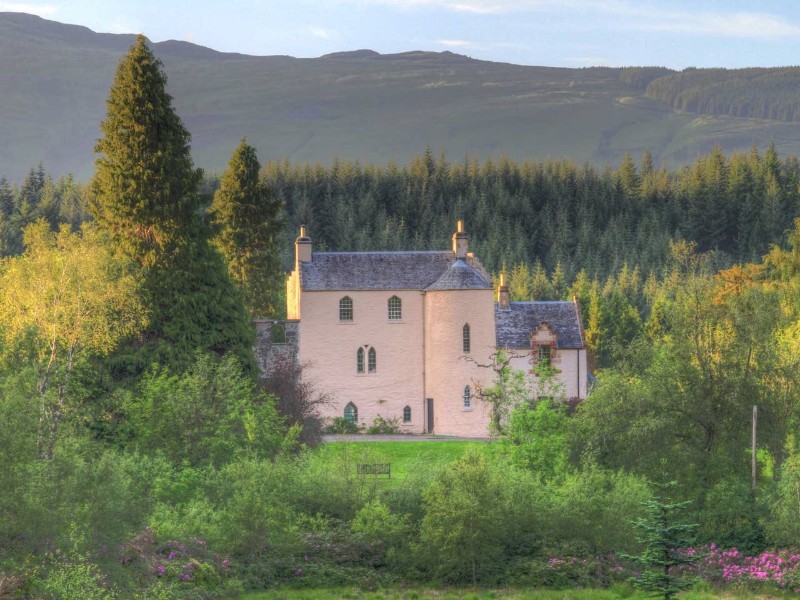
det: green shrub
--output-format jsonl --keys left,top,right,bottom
{"left": 122, "top": 353, "right": 289, "bottom": 467}
{"left": 418, "top": 450, "right": 508, "bottom": 585}
{"left": 327, "top": 417, "right": 360, "bottom": 434}
{"left": 32, "top": 528, "right": 116, "bottom": 600}
{"left": 506, "top": 551, "right": 627, "bottom": 589}
{"left": 118, "top": 527, "right": 242, "bottom": 599}
{"left": 366, "top": 415, "right": 400, "bottom": 434}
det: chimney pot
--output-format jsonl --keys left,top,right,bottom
{"left": 296, "top": 225, "right": 312, "bottom": 264}
{"left": 498, "top": 272, "right": 510, "bottom": 309}
{"left": 452, "top": 220, "right": 468, "bottom": 259}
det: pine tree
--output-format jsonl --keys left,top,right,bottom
{"left": 624, "top": 483, "right": 702, "bottom": 600}
{"left": 92, "top": 35, "right": 202, "bottom": 266}
{"left": 211, "top": 139, "right": 284, "bottom": 318}
{"left": 0, "top": 177, "right": 14, "bottom": 218}
{"left": 530, "top": 261, "right": 553, "bottom": 300}
{"left": 91, "top": 35, "right": 254, "bottom": 373}
{"left": 509, "top": 262, "right": 532, "bottom": 301}
{"left": 550, "top": 261, "right": 568, "bottom": 299}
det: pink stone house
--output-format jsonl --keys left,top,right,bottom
{"left": 276, "top": 222, "right": 588, "bottom": 437}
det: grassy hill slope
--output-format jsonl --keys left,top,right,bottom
{"left": 4, "top": 12, "right": 800, "bottom": 180}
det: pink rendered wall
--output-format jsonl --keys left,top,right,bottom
{"left": 300, "top": 289, "right": 427, "bottom": 432}
{"left": 423, "top": 289, "right": 496, "bottom": 437}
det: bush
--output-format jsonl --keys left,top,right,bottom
{"left": 326, "top": 417, "right": 360, "bottom": 434}
{"left": 366, "top": 415, "right": 400, "bottom": 434}
{"left": 507, "top": 551, "right": 627, "bottom": 589}
{"left": 262, "top": 357, "right": 329, "bottom": 448}
{"left": 418, "top": 450, "right": 508, "bottom": 585}
{"left": 118, "top": 527, "right": 242, "bottom": 599}
{"left": 122, "top": 353, "right": 288, "bottom": 467}
{"left": 32, "top": 527, "right": 116, "bottom": 600}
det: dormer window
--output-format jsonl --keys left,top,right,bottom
{"left": 531, "top": 322, "right": 558, "bottom": 367}
{"left": 339, "top": 296, "right": 353, "bottom": 321}
{"left": 388, "top": 296, "right": 402, "bottom": 320}
{"left": 538, "top": 345, "right": 551, "bottom": 366}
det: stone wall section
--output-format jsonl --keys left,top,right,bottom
{"left": 254, "top": 319, "right": 300, "bottom": 377}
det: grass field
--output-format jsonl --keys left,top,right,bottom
{"left": 242, "top": 586, "right": 784, "bottom": 599}
{"left": 313, "top": 440, "right": 485, "bottom": 488}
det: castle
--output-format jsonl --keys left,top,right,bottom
{"left": 257, "top": 222, "right": 588, "bottom": 437}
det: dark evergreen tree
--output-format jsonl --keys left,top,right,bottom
{"left": 211, "top": 138, "right": 284, "bottom": 318}
{"left": 624, "top": 483, "right": 702, "bottom": 600}
{"left": 91, "top": 35, "right": 254, "bottom": 373}
{"left": 92, "top": 35, "right": 202, "bottom": 266}
{"left": 0, "top": 177, "right": 14, "bottom": 218}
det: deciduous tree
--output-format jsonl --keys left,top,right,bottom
{"left": 0, "top": 221, "right": 145, "bottom": 458}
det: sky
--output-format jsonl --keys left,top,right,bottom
{"left": 2, "top": 0, "right": 800, "bottom": 69}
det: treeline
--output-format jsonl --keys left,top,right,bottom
{"left": 0, "top": 163, "right": 90, "bottom": 255}
{"left": 267, "top": 143, "right": 800, "bottom": 284}
{"left": 644, "top": 67, "right": 800, "bottom": 121}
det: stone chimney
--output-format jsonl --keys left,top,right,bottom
{"left": 295, "top": 225, "right": 312, "bottom": 266}
{"left": 498, "top": 272, "right": 510, "bottom": 309}
{"left": 452, "top": 220, "right": 468, "bottom": 259}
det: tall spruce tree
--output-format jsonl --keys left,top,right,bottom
{"left": 91, "top": 35, "right": 254, "bottom": 373}
{"left": 92, "top": 35, "right": 201, "bottom": 265}
{"left": 624, "top": 483, "right": 702, "bottom": 600}
{"left": 211, "top": 139, "right": 284, "bottom": 318}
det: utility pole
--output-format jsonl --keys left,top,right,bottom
{"left": 752, "top": 405, "right": 758, "bottom": 491}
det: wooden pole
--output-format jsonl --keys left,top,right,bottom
{"left": 752, "top": 405, "right": 758, "bottom": 491}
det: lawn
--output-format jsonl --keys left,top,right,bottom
{"left": 242, "top": 586, "right": 780, "bottom": 599}
{"left": 312, "top": 440, "right": 485, "bottom": 487}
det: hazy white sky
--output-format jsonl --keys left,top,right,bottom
{"left": 3, "top": 0, "right": 800, "bottom": 68}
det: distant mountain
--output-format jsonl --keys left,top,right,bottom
{"left": 3, "top": 12, "right": 800, "bottom": 180}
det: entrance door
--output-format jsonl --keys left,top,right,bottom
{"left": 426, "top": 398, "right": 434, "bottom": 433}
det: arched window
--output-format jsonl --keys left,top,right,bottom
{"left": 388, "top": 296, "right": 402, "bottom": 320}
{"left": 403, "top": 405, "right": 411, "bottom": 423}
{"left": 344, "top": 402, "right": 358, "bottom": 423}
{"left": 368, "top": 346, "right": 377, "bottom": 373}
{"left": 463, "top": 385, "right": 472, "bottom": 410}
{"left": 339, "top": 296, "right": 353, "bottom": 321}
{"left": 462, "top": 324, "right": 471, "bottom": 353}
{"left": 356, "top": 347, "right": 365, "bottom": 373}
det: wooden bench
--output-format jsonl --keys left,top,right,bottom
{"left": 357, "top": 463, "right": 391, "bottom": 478}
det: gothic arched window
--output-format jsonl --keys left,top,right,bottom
{"left": 403, "top": 405, "right": 411, "bottom": 423}
{"left": 463, "top": 385, "right": 472, "bottom": 410}
{"left": 356, "top": 347, "right": 365, "bottom": 373}
{"left": 462, "top": 324, "right": 471, "bottom": 353}
{"left": 344, "top": 402, "right": 358, "bottom": 423}
{"left": 368, "top": 346, "right": 377, "bottom": 373}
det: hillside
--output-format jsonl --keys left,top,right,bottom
{"left": 4, "top": 12, "right": 800, "bottom": 179}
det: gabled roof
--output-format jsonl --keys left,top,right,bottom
{"left": 495, "top": 301, "right": 585, "bottom": 349}
{"left": 425, "top": 259, "right": 492, "bottom": 291}
{"left": 300, "top": 251, "right": 454, "bottom": 291}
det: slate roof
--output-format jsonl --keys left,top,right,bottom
{"left": 425, "top": 259, "right": 492, "bottom": 291}
{"left": 495, "top": 301, "right": 585, "bottom": 349}
{"left": 300, "top": 251, "right": 456, "bottom": 291}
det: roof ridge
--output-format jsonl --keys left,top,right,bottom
{"left": 314, "top": 250, "right": 451, "bottom": 255}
